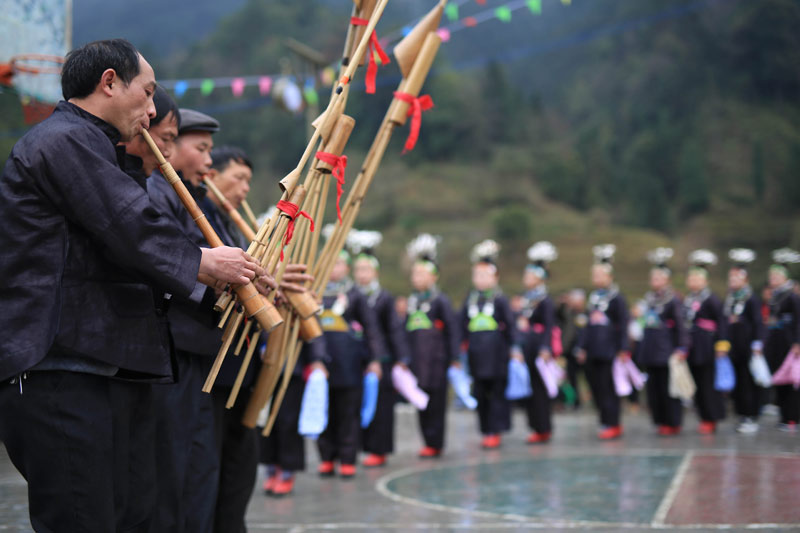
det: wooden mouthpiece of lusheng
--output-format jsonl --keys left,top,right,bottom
{"left": 203, "top": 309, "right": 244, "bottom": 393}
{"left": 226, "top": 327, "right": 262, "bottom": 409}
{"left": 388, "top": 32, "right": 442, "bottom": 126}
{"left": 316, "top": 115, "right": 356, "bottom": 174}
{"left": 349, "top": 0, "right": 377, "bottom": 67}
{"left": 393, "top": 1, "right": 445, "bottom": 78}
{"left": 299, "top": 314, "right": 323, "bottom": 341}
{"left": 285, "top": 289, "right": 321, "bottom": 319}
{"left": 234, "top": 284, "right": 283, "bottom": 332}
{"left": 241, "top": 310, "right": 289, "bottom": 427}
{"left": 214, "top": 290, "right": 234, "bottom": 313}
{"left": 279, "top": 168, "right": 301, "bottom": 194}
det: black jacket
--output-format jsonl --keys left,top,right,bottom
{"left": 459, "top": 290, "right": 515, "bottom": 380}
{"left": 722, "top": 289, "right": 764, "bottom": 363}
{"left": 405, "top": 290, "right": 459, "bottom": 388}
{"left": 636, "top": 291, "right": 688, "bottom": 367}
{"left": 518, "top": 294, "right": 555, "bottom": 360}
{"left": 321, "top": 284, "right": 387, "bottom": 387}
{"left": 578, "top": 289, "right": 629, "bottom": 361}
{"left": 363, "top": 287, "right": 411, "bottom": 367}
{"left": 685, "top": 291, "right": 726, "bottom": 366}
{"left": 765, "top": 282, "right": 800, "bottom": 368}
{"left": 147, "top": 173, "right": 225, "bottom": 357}
{"left": 0, "top": 102, "right": 200, "bottom": 381}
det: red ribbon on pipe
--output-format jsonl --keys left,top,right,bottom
{"left": 393, "top": 91, "right": 434, "bottom": 153}
{"left": 350, "top": 17, "right": 390, "bottom": 94}
{"left": 276, "top": 200, "right": 314, "bottom": 261}
{"left": 315, "top": 151, "right": 348, "bottom": 223}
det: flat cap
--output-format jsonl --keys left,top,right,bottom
{"left": 178, "top": 108, "right": 220, "bottom": 135}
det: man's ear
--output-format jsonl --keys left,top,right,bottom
{"left": 99, "top": 69, "right": 117, "bottom": 97}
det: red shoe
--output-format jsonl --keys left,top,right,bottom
{"left": 272, "top": 476, "right": 295, "bottom": 497}
{"left": 263, "top": 473, "right": 279, "bottom": 495}
{"left": 598, "top": 426, "right": 623, "bottom": 440}
{"left": 363, "top": 454, "right": 386, "bottom": 467}
{"left": 658, "top": 425, "right": 681, "bottom": 436}
{"left": 526, "top": 432, "right": 551, "bottom": 444}
{"left": 418, "top": 446, "right": 441, "bottom": 458}
{"left": 669, "top": 426, "right": 682, "bottom": 435}
{"left": 698, "top": 421, "right": 716, "bottom": 435}
{"left": 339, "top": 464, "right": 356, "bottom": 478}
{"left": 481, "top": 434, "right": 502, "bottom": 449}
{"left": 318, "top": 461, "right": 335, "bottom": 477}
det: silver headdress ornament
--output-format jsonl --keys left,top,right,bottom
{"left": 592, "top": 244, "right": 616, "bottom": 264}
{"left": 406, "top": 233, "right": 441, "bottom": 263}
{"left": 471, "top": 239, "right": 501, "bottom": 264}
{"left": 321, "top": 223, "right": 337, "bottom": 242}
{"left": 256, "top": 207, "right": 276, "bottom": 228}
{"left": 728, "top": 248, "right": 756, "bottom": 265}
{"left": 347, "top": 229, "right": 383, "bottom": 255}
{"left": 772, "top": 248, "right": 800, "bottom": 265}
{"left": 647, "top": 247, "right": 674, "bottom": 267}
{"left": 688, "top": 249, "right": 718, "bottom": 267}
{"left": 527, "top": 241, "right": 558, "bottom": 264}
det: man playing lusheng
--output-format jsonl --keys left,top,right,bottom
{"left": 0, "top": 39, "right": 269, "bottom": 532}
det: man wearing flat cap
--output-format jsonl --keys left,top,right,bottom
{"left": 147, "top": 107, "right": 227, "bottom": 532}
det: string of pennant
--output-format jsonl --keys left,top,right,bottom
{"left": 157, "top": 0, "right": 574, "bottom": 102}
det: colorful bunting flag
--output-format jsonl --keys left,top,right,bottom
{"left": 436, "top": 27, "right": 451, "bottom": 43}
{"left": 495, "top": 6, "right": 512, "bottom": 22}
{"left": 231, "top": 77, "right": 246, "bottom": 97}
{"left": 200, "top": 79, "right": 215, "bottom": 96}
{"left": 258, "top": 76, "right": 272, "bottom": 96}
{"left": 445, "top": 3, "right": 459, "bottom": 22}
{"left": 527, "top": 0, "right": 542, "bottom": 15}
{"left": 174, "top": 80, "right": 188, "bottom": 98}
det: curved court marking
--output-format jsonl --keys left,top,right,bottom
{"left": 374, "top": 451, "right": 800, "bottom": 531}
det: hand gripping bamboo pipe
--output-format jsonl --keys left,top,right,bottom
{"left": 141, "top": 130, "right": 284, "bottom": 337}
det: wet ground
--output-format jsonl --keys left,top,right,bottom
{"left": 2, "top": 404, "right": 800, "bottom": 532}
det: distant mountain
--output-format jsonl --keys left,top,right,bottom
{"left": 72, "top": 0, "right": 248, "bottom": 54}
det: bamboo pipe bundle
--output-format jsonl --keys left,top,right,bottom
{"left": 240, "top": 199, "right": 259, "bottom": 231}
{"left": 140, "top": 130, "right": 284, "bottom": 334}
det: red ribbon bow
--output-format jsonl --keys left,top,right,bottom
{"left": 315, "top": 151, "right": 348, "bottom": 223}
{"left": 393, "top": 91, "right": 434, "bottom": 153}
{"left": 276, "top": 200, "right": 314, "bottom": 261}
{"left": 350, "top": 17, "right": 390, "bottom": 94}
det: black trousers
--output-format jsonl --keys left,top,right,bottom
{"left": 776, "top": 384, "right": 800, "bottom": 424}
{"left": 211, "top": 387, "right": 259, "bottom": 533}
{"left": 362, "top": 373, "right": 396, "bottom": 455}
{"left": 260, "top": 375, "right": 306, "bottom": 472}
{"left": 149, "top": 352, "right": 219, "bottom": 533}
{"left": 317, "top": 385, "right": 362, "bottom": 465}
{"left": 731, "top": 356, "right": 764, "bottom": 419}
{"left": 689, "top": 361, "right": 725, "bottom": 423}
{"left": 586, "top": 359, "right": 620, "bottom": 427}
{"left": 473, "top": 377, "right": 511, "bottom": 435}
{"left": 418, "top": 386, "right": 448, "bottom": 449}
{"left": 645, "top": 366, "right": 683, "bottom": 427}
{"left": 0, "top": 371, "right": 156, "bottom": 533}
{"left": 524, "top": 358, "right": 552, "bottom": 434}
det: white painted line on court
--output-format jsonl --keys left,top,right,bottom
{"left": 651, "top": 450, "right": 694, "bottom": 527}
{"left": 245, "top": 521, "right": 800, "bottom": 531}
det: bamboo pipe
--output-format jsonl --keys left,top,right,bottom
{"left": 226, "top": 326, "right": 262, "bottom": 408}
{"left": 262, "top": 315, "right": 303, "bottom": 436}
{"left": 203, "top": 177, "right": 257, "bottom": 242}
{"left": 241, "top": 199, "right": 259, "bottom": 231}
{"left": 141, "top": 130, "right": 283, "bottom": 334}
{"left": 203, "top": 309, "right": 244, "bottom": 392}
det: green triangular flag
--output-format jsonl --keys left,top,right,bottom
{"left": 495, "top": 6, "right": 512, "bottom": 23}
{"left": 200, "top": 79, "right": 215, "bottom": 96}
{"left": 527, "top": 0, "right": 542, "bottom": 15}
